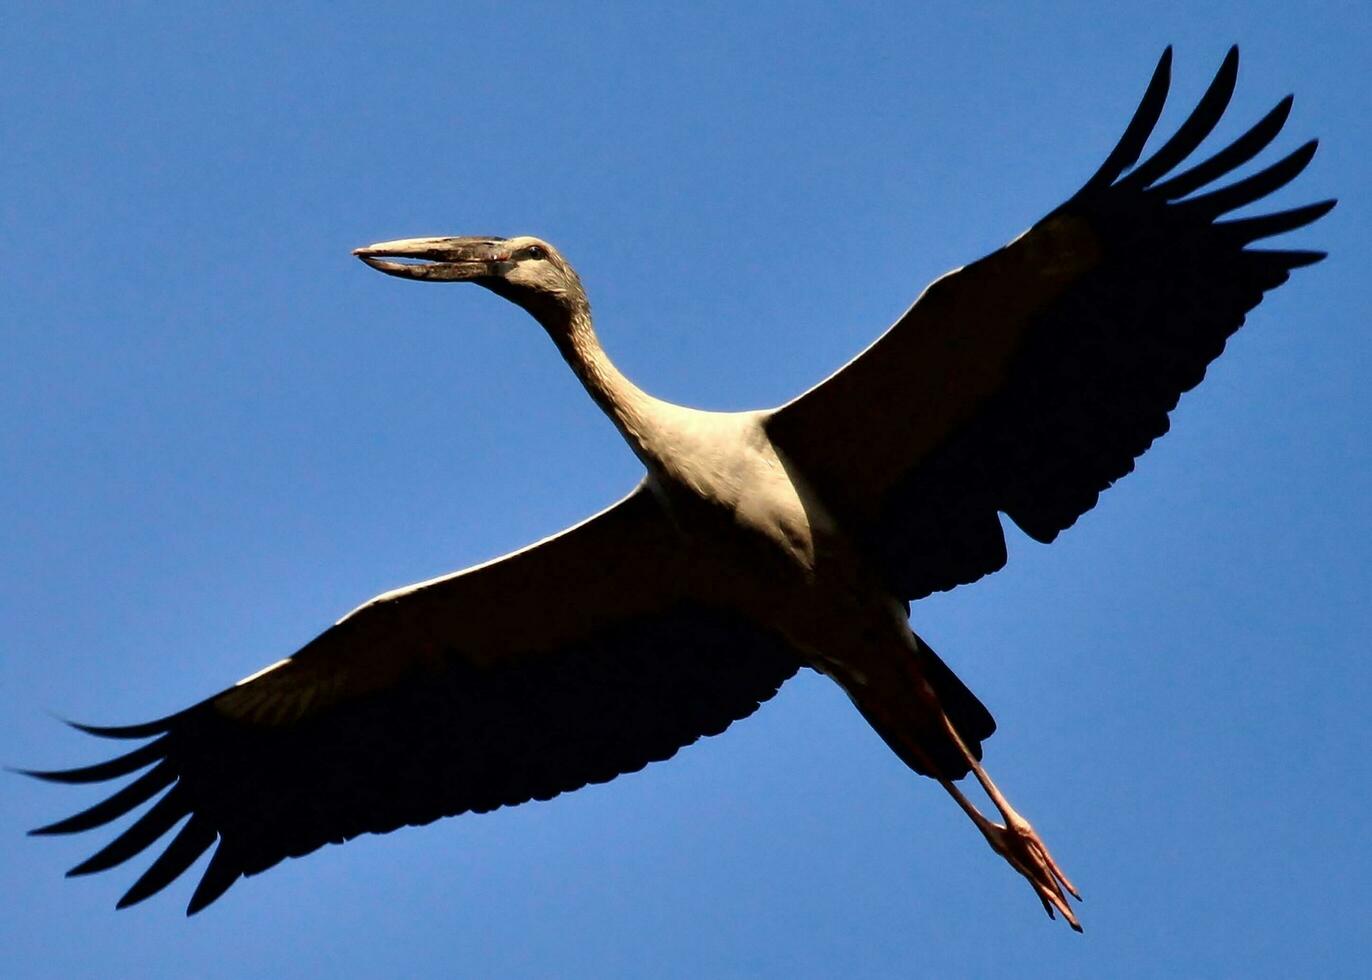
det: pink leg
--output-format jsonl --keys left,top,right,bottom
{"left": 916, "top": 679, "right": 1083, "bottom": 931}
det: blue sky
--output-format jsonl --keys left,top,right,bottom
{"left": 3, "top": 3, "right": 1368, "bottom": 977}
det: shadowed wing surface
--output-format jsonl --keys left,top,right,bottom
{"left": 767, "top": 47, "right": 1333, "bottom": 600}
{"left": 25, "top": 485, "right": 802, "bottom": 913}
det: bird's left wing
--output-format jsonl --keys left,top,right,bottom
{"left": 766, "top": 47, "right": 1333, "bottom": 600}
{"left": 26, "top": 484, "right": 801, "bottom": 913}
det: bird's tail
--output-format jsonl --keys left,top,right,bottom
{"left": 860, "top": 631, "right": 997, "bottom": 781}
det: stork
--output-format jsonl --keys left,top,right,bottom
{"left": 26, "top": 48, "right": 1331, "bottom": 931}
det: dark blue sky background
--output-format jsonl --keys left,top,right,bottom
{"left": 4, "top": 3, "right": 1368, "bottom": 977}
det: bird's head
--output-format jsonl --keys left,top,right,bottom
{"left": 353, "top": 235, "right": 585, "bottom": 327}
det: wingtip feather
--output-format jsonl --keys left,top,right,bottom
{"left": 1150, "top": 94, "right": 1296, "bottom": 200}
{"left": 1219, "top": 198, "right": 1337, "bottom": 245}
{"left": 1121, "top": 45, "right": 1239, "bottom": 190}
{"left": 18, "top": 739, "right": 165, "bottom": 784}
{"left": 116, "top": 815, "right": 217, "bottom": 909}
{"left": 186, "top": 842, "right": 243, "bottom": 915}
{"left": 28, "top": 763, "right": 175, "bottom": 836}
{"left": 65, "top": 787, "right": 189, "bottom": 877}
{"left": 1181, "top": 139, "right": 1321, "bottom": 219}
{"left": 1080, "top": 46, "right": 1173, "bottom": 194}
{"left": 67, "top": 715, "right": 177, "bottom": 740}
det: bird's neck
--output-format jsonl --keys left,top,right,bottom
{"left": 537, "top": 299, "right": 666, "bottom": 466}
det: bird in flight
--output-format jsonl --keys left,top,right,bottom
{"left": 26, "top": 48, "right": 1331, "bottom": 931}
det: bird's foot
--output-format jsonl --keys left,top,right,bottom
{"left": 978, "top": 803, "right": 1082, "bottom": 931}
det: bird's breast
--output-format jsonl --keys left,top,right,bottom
{"left": 644, "top": 410, "right": 842, "bottom": 581}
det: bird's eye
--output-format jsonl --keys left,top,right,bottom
{"left": 524, "top": 245, "right": 547, "bottom": 260}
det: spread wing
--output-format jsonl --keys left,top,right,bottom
{"left": 767, "top": 47, "right": 1333, "bottom": 600}
{"left": 26, "top": 484, "right": 802, "bottom": 913}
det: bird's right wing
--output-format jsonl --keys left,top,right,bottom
{"left": 767, "top": 47, "right": 1331, "bottom": 600}
{"left": 27, "top": 484, "right": 802, "bottom": 913}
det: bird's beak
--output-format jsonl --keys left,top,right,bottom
{"left": 352, "top": 237, "right": 512, "bottom": 282}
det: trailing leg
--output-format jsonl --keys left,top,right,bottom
{"left": 911, "top": 673, "right": 1082, "bottom": 931}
